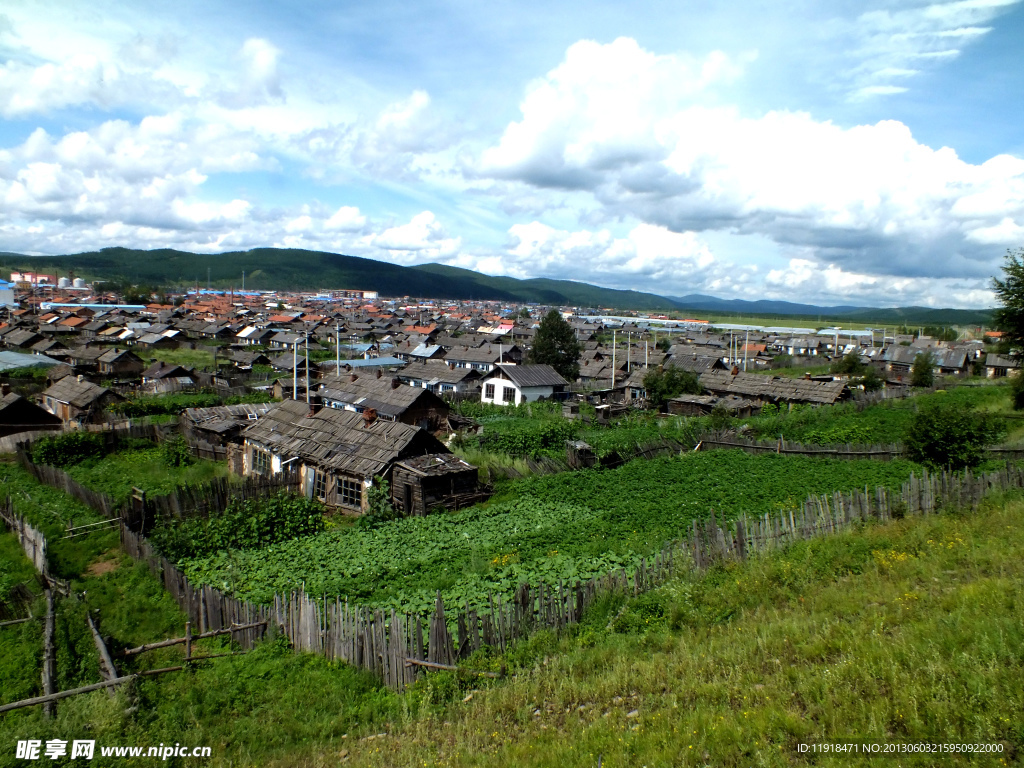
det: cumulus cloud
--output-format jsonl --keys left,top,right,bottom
{"left": 479, "top": 37, "right": 1024, "bottom": 286}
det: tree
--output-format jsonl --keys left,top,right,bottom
{"left": 528, "top": 310, "right": 581, "bottom": 381}
{"left": 911, "top": 351, "right": 935, "bottom": 388}
{"left": 992, "top": 247, "right": 1024, "bottom": 352}
{"left": 830, "top": 352, "right": 866, "bottom": 376}
{"left": 904, "top": 403, "right": 1001, "bottom": 470}
{"left": 854, "top": 367, "right": 884, "bottom": 392}
{"left": 642, "top": 367, "right": 702, "bottom": 410}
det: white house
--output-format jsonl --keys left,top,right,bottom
{"left": 480, "top": 364, "right": 568, "bottom": 406}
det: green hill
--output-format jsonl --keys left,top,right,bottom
{"left": 0, "top": 247, "right": 677, "bottom": 310}
{"left": 0, "top": 247, "right": 994, "bottom": 323}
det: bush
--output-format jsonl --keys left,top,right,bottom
{"left": 904, "top": 402, "right": 1001, "bottom": 470}
{"left": 1011, "top": 372, "right": 1024, "bottom": 411}
{"left": 160, "top": 435, "right": 195, "bottom": 467}
{"left": 149, "top": 491, "right": 325, "bottom": 561}
{"left": 30, "top": 432, "right": 105, "bottom": 467}
{"left": 358, "top": 476, "right": 399, "bottom": 529}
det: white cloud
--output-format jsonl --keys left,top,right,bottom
{"left": 843, "top": 0, "right": 1020, "bottom": 98}
{"left": 362, "top": 212, "right": 461, "bottom": 262}
{"left": 479, "top": 37, "right": 1024, "bottom": 286}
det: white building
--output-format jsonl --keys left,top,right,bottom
{"left": 480, "top": 364, "right": 568, "bottom": 406}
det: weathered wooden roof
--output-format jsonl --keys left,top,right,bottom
{"left": 243, "top": 400, "right": 447, "bottom": 477}
{"left": 699, "top": 371, "right": 847, "bottom": 404}
{"left": 394, "top": 453, "right": 477, "bottom": 477}
{"left": 41, "top": 375, "right": 115, "bottom": 408}
{"left": 318, "top": 373, "right": 448, "bottom": 417}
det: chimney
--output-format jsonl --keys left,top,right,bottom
{"left": 77, "top": 374, "right": 84, "bottom": 382}
{"left": 376, "top": 368, "right": 382, "bottom": 379}
{"left": 1, "top": 383, "right": 9, "bottom": 397}
{"left": 350, "top": 373, "right": 359, "bottom": 382}
{"left": 391, "top": 377, "right": 401, "bottom": 389}
{"left": 804, "top": 372, "right": 811, "bottom": 380}
{"left": 731, "top": 365, "right": 739, "bottom": 376}
{"left": 362, "top": 407, "right": 378, "bottom": 427}
{"left": 448, "top": 362, "right": 454, "bottom": 370}
{"left": 306, "top": 400, "right": 323, "bottom": 417}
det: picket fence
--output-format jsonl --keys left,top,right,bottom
{"left": 116, "top": 462, "right": 1024, "bottom": 691}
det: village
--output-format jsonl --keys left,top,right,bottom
{"left": 0, "top": 273, "right": 1016, "bottom": 514}
{"left": 2, "top": 271, "right": 1022, "bottom": 765}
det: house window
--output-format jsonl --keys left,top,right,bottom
{"left": 252, "top": 448, "right": 272, "bottom": 476}
{"left": 339, "top": 477, "right": 362, "bottom": 509}
{"left": 314, "top": 469, "right": 328, "bottom": 498}
{"left": 485, "top": 383, "right": 495, "bottom": 399}
{"left": 503, "top": 386, "right": 515, "bottom": 403}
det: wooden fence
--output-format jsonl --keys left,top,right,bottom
{"left": 112, "top": 460, "right": 1024, "bottom": 692}
{"left": 121, "top": 475, "right": 302, "bottom": 533}
{"left": 0, "top": 496, "right": 70, "bottom": 595}
{"left": 15, "top": 452, "right": 118, "bottom": 517}
{"left": 695, "top": 433, "right": 904, "bottom": 460}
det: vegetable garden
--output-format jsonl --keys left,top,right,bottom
{"left": 179, "top": 450, "right": 922, "bottom": 616}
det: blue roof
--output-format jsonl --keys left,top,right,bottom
{"left": 318, "top": 356, "right": 406, "bottom": 369}
{"left": 0, "top": 350, "right": 62, "bottom": 372}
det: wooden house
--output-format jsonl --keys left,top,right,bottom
{"left": 0, "top": 390, "right": 63, "bottom": 439}
{"left": 97, "top": 348, "right": 145, "bottom": 378}
{"left": 390, "top": 454, "right": 488, "bottom": 515}
{"left": 239, "top": 400, "right": 471, "bottom": 515}
{"left": 318, "top": 372, "right": 450, "bottom": 430}
{"left": 39, "top": 375, "right": 123, "bottom": 425}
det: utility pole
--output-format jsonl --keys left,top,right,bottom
{"left": 292, "top": 337, "right": 297, "bottom": 400}
{"left": 743, "top": 329, "right": 749, "bottom": 372}
{"left": 207, "top": 267, "right": 211, "bottom": 291}
{"left": 336, "top": 322, "right": 340, "bottom": 376}
{"left": 305, "top": 333, "right": 310, "bottom": 404}
{"left": 242, "top": 271, "right": 245, "bottom": 291}
{"left": 611, "top": 329, "right": 616, "bottom": 389}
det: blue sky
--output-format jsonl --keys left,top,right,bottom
{"left": 1, "top": 0, "right": 1022, "bottom": 307}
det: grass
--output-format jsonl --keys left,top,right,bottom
{"left": 0, "top": 459, "right": 116, "bottom": 578}
{"left": 64, "top": 446, "right": 228, "bottom": 504}
{"left": 137, "top": 347, "right": 217, "bottom": 369}
{"left": 321, "top": 492, "right": 1024, "bottom": 768}
{"left": 1, "top": 448, "right": 1022, "bottom": 766}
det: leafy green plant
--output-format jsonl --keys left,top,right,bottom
{"left": 160, "top": 435, "right": 195, "bottom": 467}
{"left": 30, "top": 431, "right": 105, "bottom": 467}
{"left": 904, "top": 401, "right": 1001, "bottom": 470}
{"left": 358, "top": 476, "right": 399, "bottom": 529}
{"left": 150, "top": 491, "right": 326, "bottom": 562}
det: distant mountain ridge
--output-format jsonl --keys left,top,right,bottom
{"left": 0, "top": 247, "right": 992, "bottom": 324}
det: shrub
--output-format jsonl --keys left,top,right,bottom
{"left": 830, "top": 352, "right": 865, "bottom": 375}
{"left": 358, "top": 476, "right": 399, "bottom": 529}
{"left": 30, "top": 432, "right": 105, "bottom": 467}
{"left": 903, "top": 402, "right": 1000, "bottom": 470}
{"left": 160, "top": 435, "right": 195, "bottom": 467}
{"left": 149, "top": 491, "right": 325, "bottom": 561}
{"left": 1011, "top": 372, "right": 1024, "bottom": 411}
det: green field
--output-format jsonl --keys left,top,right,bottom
{"left": 179, "top": 451, "right": 921, "bottom": 616}
{"left": 2, "top": 440, "right": 1022, "bottom": 766}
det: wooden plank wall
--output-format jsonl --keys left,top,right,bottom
{"left": 113, "top": 462, "right": 1024, "bottom": 692}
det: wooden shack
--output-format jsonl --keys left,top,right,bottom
{"left": 391, "top": 454, "right": 489, "bottom": 515}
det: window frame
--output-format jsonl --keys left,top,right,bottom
{"left": 484, "top": 383, "right": 495, "bottom": 399}
{"left": 502, "top": 386, "right": 516, "bottom": 404}
{"left": 339, "top": 477, "right": 362, "bottom": 509}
